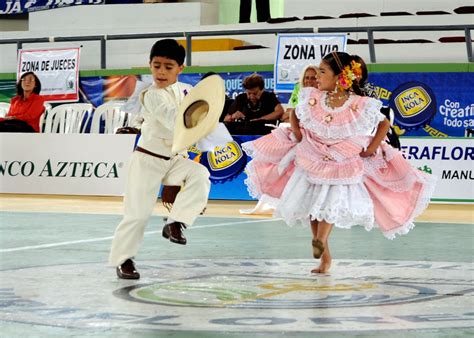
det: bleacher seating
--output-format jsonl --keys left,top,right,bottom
{"left": 0, "top": 0, "right": 471, "bottom": 70}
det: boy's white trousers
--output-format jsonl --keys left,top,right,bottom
{"left": 109, "top": 151, "right": 210, "bottom": 266}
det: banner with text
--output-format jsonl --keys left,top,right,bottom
{"left": 17, "top": 47, "right": 80, "bottom": 102}
{"left": 1, "top": 0, "right": 104, "bottom": 14}
{"left": 0, "top": 134, "right": 471, "bottom": 203}
{"left": 400, "top": 138, "right": 473, "bottom": 203}
{"left": 274, "top": 34, "right": 347, "bottom": 92}
{"left": 202, "top": 136, "right": 473, "bottom": 203}
{"left": 0, "top": 133, "right": 135, "bottom": 196}
{"left": 368, "top": 72, "right": 474, "bottom": 138}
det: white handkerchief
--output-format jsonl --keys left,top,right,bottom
{"left": 195, "top": 123, "right": 233, "bottom": 152}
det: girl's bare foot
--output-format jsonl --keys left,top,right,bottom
{"left": 312, "top": 239, "right": 325, "bottom": 259}
{"left": 311, "top": 251, "right": 332, "bottom": 274}
{"left": 311, "top": 260, "right": 331, "bottom": 274}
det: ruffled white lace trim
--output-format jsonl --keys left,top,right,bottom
{"left": 243, "top": 161, "right": 261, "bottom": 199}
{"left": 296, "top": 88, "right": 385, "bottom": 139}
{"left": 275, "top": 208, "right": 375, "bottom": 232}
{"left": 274, "top": 168, "right": 375, "bottom": 230}
{"left": 242, "top": 141, "right": 256, "bottom": 158}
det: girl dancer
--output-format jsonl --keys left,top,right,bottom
{"left": 243, "top": 52, "right": 435, "bottom": 273}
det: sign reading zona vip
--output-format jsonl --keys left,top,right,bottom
{"left": 0, "top": 133, "right": 136, "bottom": 196}
{"left": 274, "top": 34, "right": 347, "bottom": 92}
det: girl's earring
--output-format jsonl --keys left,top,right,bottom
{"left": 333, "top": 82, "right": 339, "bottom": 94}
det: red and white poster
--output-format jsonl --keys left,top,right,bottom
{"left": 17, "top": 47, "right": 80, "bottom": 102}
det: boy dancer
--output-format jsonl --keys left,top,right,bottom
{"left": 109, "top": 39, "right": 210, "bottom": 279}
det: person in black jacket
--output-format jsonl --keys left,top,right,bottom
{"left": 224, "top": 73, "right": 283, "bottom": 135}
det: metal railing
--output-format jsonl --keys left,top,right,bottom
{"left": 0, "top": 24, "right": 472, "bottom": 68}
{"left": 319, "top": 25, "right": 474, "bottom": 63}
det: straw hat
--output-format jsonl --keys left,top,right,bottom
{"left": 172, "top": 74, "right": 225, "bottom": 153}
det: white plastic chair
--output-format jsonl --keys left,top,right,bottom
{"left": 90, "top": 102, "right": 131, "bottom": 134}
{"left": 39, "top": 103, "right": 52, "bottom": 133}
{"left": 43, "top": 103, "right": 93, "bottom": 133}
{"left": 0, "top": 102, "right": 10, "bottom": 117}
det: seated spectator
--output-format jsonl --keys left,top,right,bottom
{"left": 221, "top": 96, "right": 235, "bottom": 122}
{"left": 0, "top": 72, "right": 45, "bottom": 133}
{"left": 224, "top": 73, "right": 283, "bottom": 135}
{"left": 280, "top": 65, "right": 319, "bottom": 123}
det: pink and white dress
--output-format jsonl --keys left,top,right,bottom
{"left": 242, "top": 88, "right": 436, "bottom": 239}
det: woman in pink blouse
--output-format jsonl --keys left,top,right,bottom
{"left": 0, "top": 72, "right": 45, "bottom": 133}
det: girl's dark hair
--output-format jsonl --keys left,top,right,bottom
{"left": 322, "top": 52, "right": 367, "bottom": 95}
{"left": 16, "top": 72, "right": 42, "bottom": 97}
{"left": 149, "top": 39, "right": 186, "bottom": 66}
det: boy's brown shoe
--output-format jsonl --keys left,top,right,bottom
{"left": 116, "top": 259, "right": 140, "bottom": 279}
{"left": 162, "top": 222, "right": 187, "bottom": 245}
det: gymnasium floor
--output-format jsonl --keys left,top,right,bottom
{"left": 0, "top": 195, "right": 472, "bottom": 337}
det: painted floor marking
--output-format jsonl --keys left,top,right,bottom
{"left": 0, "top": 218, "right": 278, "bottom": 253}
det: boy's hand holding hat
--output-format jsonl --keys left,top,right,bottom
{"left": 172, "top": 74, "right": 226, "bottom": 153}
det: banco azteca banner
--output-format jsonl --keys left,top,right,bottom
{"left": 0, "top": 133, "right": 135, "bottom": 196}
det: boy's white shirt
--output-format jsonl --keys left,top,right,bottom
{"left": 137, "top": 81, "right": 193, "bottom": 157}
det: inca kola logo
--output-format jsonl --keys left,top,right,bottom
{"left": 207, "top": 141, "right": 243, "bottom": 170}
{"left": 394, "top": 86, "right": 431, "bottom": 118}
{"left": 389, "top": 81, "right": 437, "bottom": 132}
{"left": 189, "top": 140, "right": 248, "bottom": 183}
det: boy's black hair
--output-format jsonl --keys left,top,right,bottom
{"left": 149, "top": 39, "right": 186, "bottom": 66}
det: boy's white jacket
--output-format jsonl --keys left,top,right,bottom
{"left": 137, "top": 81, "right": 193, "bottom": 157}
